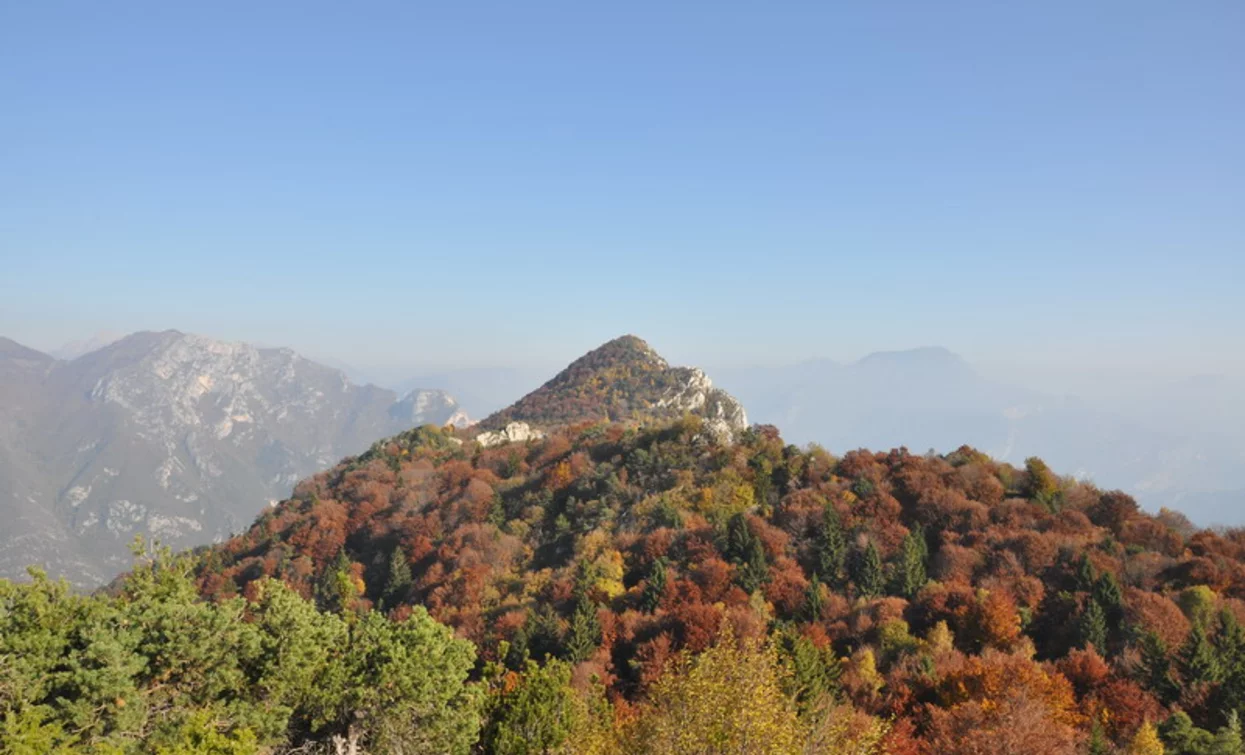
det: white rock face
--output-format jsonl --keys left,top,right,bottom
{"left": 476, "top": 422, "right": 546, "bottom": 448}
{"left": 658, "top": 367, "right": 749, "bottom": 441}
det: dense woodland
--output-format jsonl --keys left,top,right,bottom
{"left": 10, "top": 341, "right": 1245, "bottom": 753}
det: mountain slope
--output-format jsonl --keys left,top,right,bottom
{"left": 193, "top": 381, "right": 1245, "bottom": 752}
{"left": 0, "top": 331, "right": 470, "bottom": 586}
{"left": 476, "top": 334, "right": 746, "bottom": 439}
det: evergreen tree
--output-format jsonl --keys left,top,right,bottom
{"left": 805, "top": 574, "right": 826, "bottom": 622}
{"left": 565, "top": 595, "right": 602, "bottom": 663}
{"left": 640, "top": 557, "right": 667, "bottom": 613}
{"left": 1216, "top": 610, "right": 1245, "bottom": 716}
{"left": 816, "top": 505, "right": 848, "bottom": 586}
{"left": 1078, "top": 599, "right": 1108, "bottom": 651}
{"left": 1088, "top": 720, "right": 1109, "bottom": 755}
{"left": 1212, "top": 712, "right": 1244, "bottom": 755}
{"left": 739, "top": 535, "right": 770, "bottom": 594}
{"left": 1140, "top": 631, "right": 1181, "bottom": 705}
{"left": 725, "top": 512, "right": 769, "bottom": 593}
{"left": 850, "top": 542, "right": 885, "bottom": 599}
{"left": 1075, "top": 553, "right": 1097, "bottom": 592}
{"left": 380, "top": 545, "right": 412, "bottom": 611}
{"left": 1182, "top": 624, "right": 1223, "bottom": 685}
{"left": 483, "top": 659, "right": 584, "bottom": 755}
{"left": 894, "top": 527, "right": 928, "bottom": 598}
{"left": 1093, "top": 571, "right": 1124, "bottom": 621}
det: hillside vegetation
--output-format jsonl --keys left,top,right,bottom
{"left": 7, "top": 337, "right": 1245, "bottom": 754}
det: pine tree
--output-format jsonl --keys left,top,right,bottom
{"left": 1078, "top": 599, "right": 1108, "bottom": 651}
{"left": 1088, "top": 720, "right": 1109, "bottom": 755}
{"left": 381, "top": 545, "right": 412, "bottom": 611}
{"left": 851, "top": 542, "right": 885, "bottom": 599}
{"left": 739, "top": 535, "right": 770, "bottom": 594}
{"left": 1212, "top": 712, "right": 1244, "bottom": 755}
{"left": 566, "top": 595, "right": 602, "bottom": 663}
{"left": 1092, "top": 571, "right": 1124, "bottom": 620}
{"left": 640, "top": 558, "right": 667, "bottom": 613}
{"left": 1182, "top": 624, "right": 1223, "bottom": 685}
{"left": 894, "top": 528, "right": 928, "bottom": 598}
{"left": 1217, "top": 609, "right": 1245, "bottom": 716}
{"left": 805, "top": 574, "right": 826, "bottom": 622}
{"left": 1140, "top": 631, "right": 1181, "bottom": 705}
{"left": 816, "top": 505, "right": 847, "bottom": 586}
{"left": 1075, "top": 553, "right": 1097, "bottom": 592}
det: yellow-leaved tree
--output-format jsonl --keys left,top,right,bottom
{"left": 623, "top": 628, "right": 803, "bottom": 755}
{"left": 622, "top": 627, "right": 887, "bottom": 755}
{"left": 1128, "top": 721, "right": 1164, "bottom": 755}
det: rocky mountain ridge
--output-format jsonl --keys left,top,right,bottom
{"left": 0, "top": 330, "right": 469, "bottom": 586}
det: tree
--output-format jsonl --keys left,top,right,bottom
{"left": 894, "top": 527, "right": 928, "bottom": 598}
{"left": 851, "top": 542, "right": 884, "bottom": 599}
{"left": 805, "top": 574, "right": 826, "bottom": 622}
{"left": 1182, "top": 624, "right": 1223, "bottom": 686}
{"left": 817, "top": 505, "right": 848, "bottom": 586}
{"left": 483, "top": 659, "right": 586, "bottom": 755}
{"left": 1129, "top": 720, "right": 1165, "bottom": 755}
{"left": 624, "top": 629, "right": 804, "bottom": 755}
{"left": 304, "top": 608, "right": 481, "bottom": 755}
{"left": 381, "top": 545, "right": 412, "bottom": 611}
{"left": 566, "top": 595, "right": 602, "bottom": 663}
{"left": 640, "top": 558, "right": 667, "bottom": 613}
{"left": 1079, "top": 599, "right": 1108, "bottom": 651}
{"left": 724, "top": 513, "right": 769, "bottom": 593}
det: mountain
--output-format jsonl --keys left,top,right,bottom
{"left": 0, "top": 330, "right": 470, "bottom": 586}
{"left": 392, "top": 366, "right": 550, "bottom": 419}
{"left": 50, "top": 329, "right": 125, "bottom": 360}
{"left": 475, "top": 334, "right": 747, "bottom": 441}
{"left": 188, "top": 334, "right": 1245, "bottom": 754}
{"left": 713, "top": 348, "right": 1245, "bottom": 524}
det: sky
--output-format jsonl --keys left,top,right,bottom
{"left": 2, "top": 1, "right": 1243, "bottom": 379}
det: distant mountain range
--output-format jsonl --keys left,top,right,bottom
{"left": 711, "top": 348, "right": 1245, "bottom": 525}
{"left": 0, "top": 331, "right": 469, "bottom": 586}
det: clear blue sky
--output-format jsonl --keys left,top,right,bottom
{"left": 2, "top": 1, "right": 1242, "bottom": 374}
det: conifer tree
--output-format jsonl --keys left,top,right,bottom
{"left": 1182, "top": 624, "right": 1223, "bottom": 685}
{"left": 817, "top": 505, "right": 848, "bottom": 586}
{"left": 894, "top": 528, "right": 928, "bottom": 598}
{"left": 806, "top": 574, "right": 826, "bottom": 622}
{"left": 640, "top": 557, "right": 667, "bottom": 613}
{"left": 851, "top": 542, "right": 885, "bottom": 599}
{"left": 566, "top": 595, "right": 602, "bottom": 663}
{"left": 381, "top": 545, "right": 412, "bottom": 611}
{"left": 1079, "top": 599, "right": 1108, "bottom": 651}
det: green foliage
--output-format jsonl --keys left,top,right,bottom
{"left": 1078, "top": 598, "right": 1108, "bottom": 651}
{"left": 483, "top": 659, "right": 584, "bottom": 755}
{"left": 566, "top": 595, "right": 602, "bottom": 663}
{"left": 893, "top": 527, "right": 928, "bottom": 598}
{"left": 0, "top": 553, "right": 479, "bottom": 755}
{"left": 776, "top": 628, "right": 841, "bottom": 714}
{"left": 1182, "top": 624, "right": 1223, "bottom": 685}
{"left": 816, "top": 504, "right": 848, "bottom": 586}
{"left": 850, "top": 542, "right": 884, "bottom": 599}
{"left": 381, "top": 545, "right": 412, "bottom": 611}
{"left": 725, "top": 513, "right": 769, "bottom": 593}
{"left": 640, "top": 557, "right": 667, "bottom": 613}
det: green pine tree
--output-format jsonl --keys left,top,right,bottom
{"left": 851, "top": 542, "right": 885, "bottom": 599}
{"left": 806, "top": 574, "right": 826, "bottom": 622}
{"left": 381, "top": 545, "right": 413, "bottom": 611}
{"left": 894, "top": 527, "right": 928, "bottom": 598}
{"left": 1078, "top": 599, "right": 1108, "bottom": 651}
{"left": 816, "top": 505, "right": 848, "bottom": 586}
{"left": 565, "top": 595, "right": 602, "bottom": 663}
{"left": 1182, "top": 623, "right": 1223, "bottom": 685}
{"left": 640, "top": 557, "right": 667, "bottom": 613}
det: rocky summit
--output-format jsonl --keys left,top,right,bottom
{"left": 474, "top": 334, "right": 747, "bottom": 443}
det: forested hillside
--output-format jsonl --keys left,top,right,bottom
{"left": 7, "top": 338, "right": 1245, "bottom": 754}
{"left": 184, "top": 413, "right": 1245, "bottom": 754}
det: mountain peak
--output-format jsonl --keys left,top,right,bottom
{"left": 476, "top": 335, "right": 746, "bottom": 438}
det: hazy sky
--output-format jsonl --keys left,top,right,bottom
{"left": 2, "top": 2, "right": 1242, "bottom": 376}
